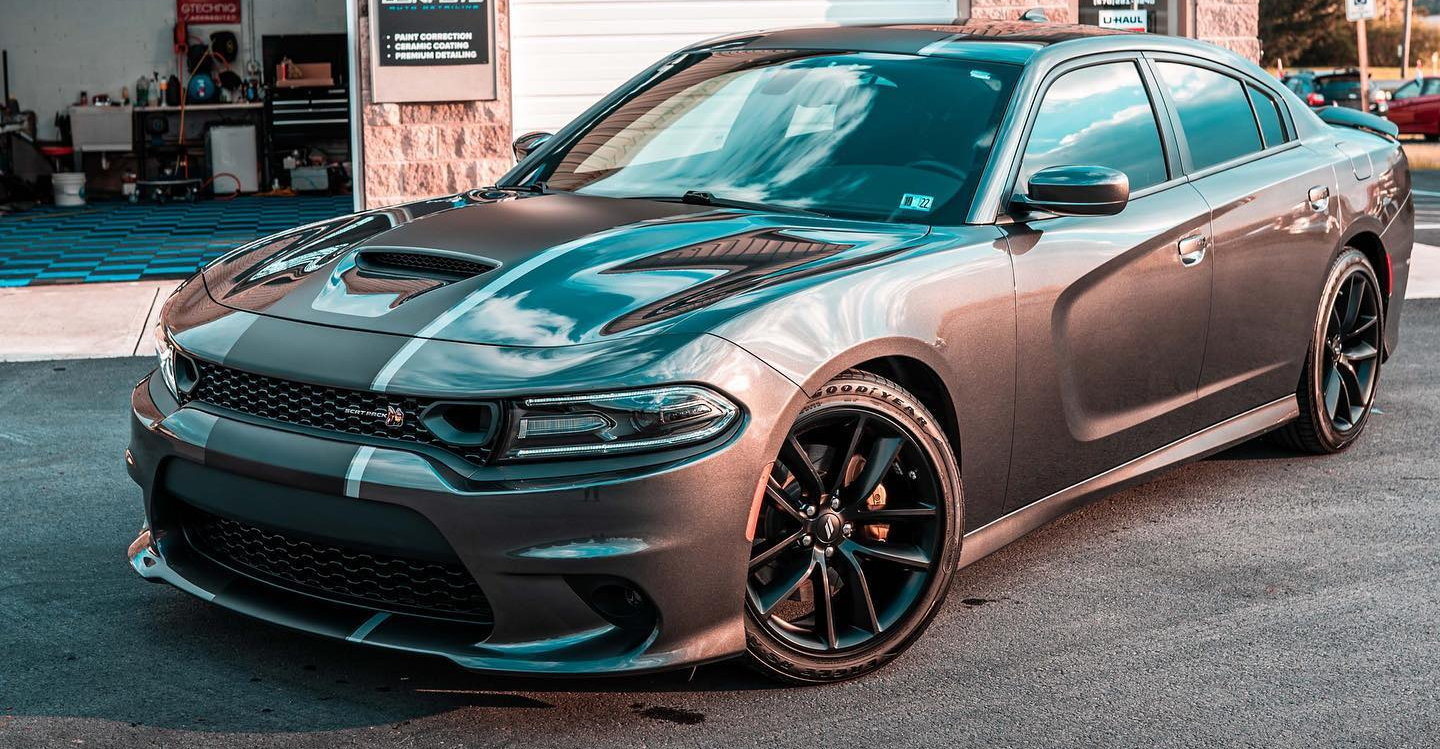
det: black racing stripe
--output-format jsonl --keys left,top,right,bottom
{"left": 202, "top": 414, "right": 358, "bottom": 498}
{"left": 221, "top": 313, "right": 412, "bottom": 392}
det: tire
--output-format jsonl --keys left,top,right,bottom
{"left": 744, "top": 370, "right": 962, "bottom": 684}
{"left": 1275, "top": 249, "right": 1385, "bottom": 454}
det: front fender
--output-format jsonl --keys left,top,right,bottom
{"left": 707, "top": 226, "right": 1018, "bottom": 529}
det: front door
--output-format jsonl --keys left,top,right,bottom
{"left": 1002, "top": 58, "right": 1214, "bottom": 509}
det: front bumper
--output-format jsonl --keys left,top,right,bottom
{"left": 126, "top": 334, "right": 800, "bottom": 676}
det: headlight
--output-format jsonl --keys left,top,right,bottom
{"left": 154, "top": 326, "right": 178, "bottom": 398}
{"left": 501, "top": 385, "right": 739, "bottom": 460}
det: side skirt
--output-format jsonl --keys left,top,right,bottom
{"left": 958, "top": 395, "right": 1299, "bottom": 568}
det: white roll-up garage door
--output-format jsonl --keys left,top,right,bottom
{"left": 510, "top": 0, "right": 960, "bottom": 135}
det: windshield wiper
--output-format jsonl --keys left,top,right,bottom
{"left": 494, "top": 181, "right": 552, "bottom": 194}
{"left": 626, "top": 190, "right": 825, "bottom": 217}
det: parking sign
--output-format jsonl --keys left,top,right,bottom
{"left": 1346, "top": 0, "right": 1376, "bottom": 22}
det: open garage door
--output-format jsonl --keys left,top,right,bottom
{"left": 510, "top": 0, "right": 959, "bottom": 134}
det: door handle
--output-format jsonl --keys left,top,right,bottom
{"left": 1308, "top": 185, "right": 1331, "bottom": 211}
{"left": 1177, "top": 234, "right": 1208, "bottom": 267}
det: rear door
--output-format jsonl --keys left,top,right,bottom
{"left": 1002, "top": 55, "right": 1215, "bottom": 509}
{"left": 1147, "top": 56, "right": 1342, "bottom": 427}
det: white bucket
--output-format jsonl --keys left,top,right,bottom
{"left": 53, "top": 172, "right": 87, "bottom": 207}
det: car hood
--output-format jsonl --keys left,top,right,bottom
{"left": 203, "top": 191, "right": 931, "bottom": 347}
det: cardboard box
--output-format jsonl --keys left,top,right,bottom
{"left": 68, "top": 105, "right": 133, "bottom": 151}
{"left": 276, "top": 62, "right": 334, "bottom": 89}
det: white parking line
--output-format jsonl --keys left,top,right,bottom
{"left": 1409, "top": 242, "right": 1440, "bottom": 299}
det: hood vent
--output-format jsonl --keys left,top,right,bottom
{"left": 356, "top": 249, "right": 496, "bottom": 282}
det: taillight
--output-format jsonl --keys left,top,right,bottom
{"left": 1306, "top": 92, "right": 1326, "bottom": 107}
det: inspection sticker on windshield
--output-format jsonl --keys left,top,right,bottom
{"left": 899, "top": 193, "right": 935, "bottom": 212}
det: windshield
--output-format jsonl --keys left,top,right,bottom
{"left": 531, "top": 51, "right": 1021, "bottom": 224}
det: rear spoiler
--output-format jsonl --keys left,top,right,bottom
{"left": 1315, "top": 106, "right": 1399, "bottom": 140}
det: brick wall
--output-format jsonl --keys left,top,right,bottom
{"left": 966, "top": 0, "right": 1077, "bottom": 23}
{"left": 1194, "top": 0, "right": 1261, "bottom": 61}
{"left": 356, "top": 0, "right": 515, "bottom": 209}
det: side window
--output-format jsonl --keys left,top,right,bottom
{"left": 1247, "top": 85, "right": 1287, "bottom": 147}
{"left": 1423, "top": 79, "right": 1440, "bottom": 96}
{"left": 1155, "top": 61, "right": 1263, "bottom": 171}
{"left": 1393, "top": 80, "right": 1420, "bottom": 100}
{"left": 1018, "top": 61, "right": 1168, "bottom": 194}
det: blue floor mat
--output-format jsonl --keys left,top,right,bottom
{"left": 0, "top": 195, "right": 354, "bottom": 287}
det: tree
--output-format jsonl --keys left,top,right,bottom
{"left": 1260, "top": 0, "right": 1440, "bottom": 67}
{"left": 1260, "top": 0, "right": 1348, "bottom": 66}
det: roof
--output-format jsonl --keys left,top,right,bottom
{"left": 693, "top": 20, "right": 1135, "bottom": 66}
{"left": 882, "top": 20, "right": 1130, "bottom": 45}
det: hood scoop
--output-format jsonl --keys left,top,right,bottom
{"left": 307, "top": 248, "right": 500, "bottom": 317}
{"left": 355, "top": 249, "right": 497, "bottom": 282}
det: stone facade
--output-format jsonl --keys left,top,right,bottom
{"left": 355, "top": 0, "right": 515, "bottom": 209}
{"left": 1192, "top": 0, "right": 1262, "bottom": 61}
{"left": 965, "top": 0, "right": 1077, "bottom": 23}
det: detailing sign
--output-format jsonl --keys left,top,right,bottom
{"left": 369, "top": 0, "right": 497, "bottom": 102}
{"left": 1098, "top": 10, "right": 1149, "bottom": 32}
{"left": 377, "top": 0, "right": 489, "bottom": 66}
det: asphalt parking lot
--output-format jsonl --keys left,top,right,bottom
{"left": 1, "top": 301, "right": 1437, "bottom": 748}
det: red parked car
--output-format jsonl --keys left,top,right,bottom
{"left": 1385, "top": 78, "right": 1440, "bottom": 139}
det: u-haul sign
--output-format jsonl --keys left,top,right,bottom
{"left": 1098, "top": 10, "right": 1148, "bottom": 32}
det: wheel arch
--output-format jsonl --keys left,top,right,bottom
{"left": 1343, "top": 227, "right": 1392, "bottom": 300}
{"left": 848, "top": 354, "right": 963, "bottom": 471}
{"left": 1337, "top": 224, "right": 1396, "bottom": 358}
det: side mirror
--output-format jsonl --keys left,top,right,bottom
{"left": 1012, "top": 165, "right": 1129, "bottom": 217}
{"left": 513, "top": 131, "right": 553, "bottom": 163}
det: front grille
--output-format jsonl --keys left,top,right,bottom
{"left": 181, "top": 360, "right": 491, "bottom": 464}
{"left": 184, "top": 508, "right": 494, "bottom": 622}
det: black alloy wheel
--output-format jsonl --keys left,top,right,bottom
{"left": 1278, "top": 249, "right": 1385, "bottom": 453}
{"left": 745, "top": 371, "right": 960, "bottom": 683}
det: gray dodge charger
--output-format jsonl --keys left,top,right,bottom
{"left": 126, "top": 21, "right": 1414, "bottom": 683}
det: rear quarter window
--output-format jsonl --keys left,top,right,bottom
{"left": 1247, "top": 85, "right": 1288, "bottom": 147}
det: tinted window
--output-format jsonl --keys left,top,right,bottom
{"left": 1424, "top": 79, "right": 1440, "bottom": 96}
{"left": 1247, "top": 85, "right": 1287, "bottom": 147}
{"left": 537, "top": 52, "right": 1021, "bottom": 224}
{"left": 1019, "top": 62, "right": 1168, "bottom": 193}
{"left": 1393, "top": 80, "right": 1420, "bottom": 100}
{"left": 1156, "top": 62, "right": 1263, "bottom": 170}
{"left": 1284, "top": 76, "right": 1314, "bottom": 96}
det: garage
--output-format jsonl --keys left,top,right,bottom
{"left": 509, "top": 1, "right": 960, "bottom": 134}
{"left": 0, "top": 0, "right": 357, "bottom": 287}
